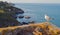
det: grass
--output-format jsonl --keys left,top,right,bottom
{"left": 0, "top": 9, "right": 4, "bottom": 13}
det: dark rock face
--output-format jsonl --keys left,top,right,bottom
{"left": 15, "top": 27, "right": 34, "bottom": 35}
{"left": 0, "top": 1, "right": 24, "bottom": 27}
{"left": 21, "top": 22, "right": 28, "bottom": 25}
{"left": 16, "top": 30, "right": 33, "bottom": 35}
{"left": 18, "top": 16, "right": 24, "bottom": 18}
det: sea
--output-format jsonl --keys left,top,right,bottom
{"left": 14, "top": 3, "right": 60, "bottom": 27}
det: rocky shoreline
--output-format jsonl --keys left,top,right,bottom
{"left": 0, "top": 1, "right": 24, "bottom": 27}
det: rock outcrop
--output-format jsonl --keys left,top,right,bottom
{"left": 0, "top": 22, "right": 60, "bottom": 35}
{"left": 0, "top": 1, "right": 24, "bottom": 27}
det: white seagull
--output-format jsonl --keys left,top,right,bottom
{"left": 45, "top": 14, "right": 53, "bottom": 22}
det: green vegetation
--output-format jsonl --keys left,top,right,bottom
{"left": 0, "top": 9, "right": 4, "bottom": 13}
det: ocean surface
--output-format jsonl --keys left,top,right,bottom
{"left": 15, "top": 3, "right": 60, "bottom": 27}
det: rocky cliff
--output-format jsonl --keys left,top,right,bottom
{"left": 0, "top": 22, "right": 60, "bottom": 35}
{"left": 0, "top": 1, "right": 24, "bottom": 27}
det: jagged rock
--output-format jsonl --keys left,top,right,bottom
{"left": 24, "top": 16, "right": 31, "bottom": 19}
{"left": 21, "top": 22, "right": 28, "bottom": 25}
{"left": 18, "top": 16, "right": 24, "bottom": 18}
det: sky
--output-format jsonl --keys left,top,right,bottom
{"left": 0, "top": 0, "right": 60, "bottom": 3}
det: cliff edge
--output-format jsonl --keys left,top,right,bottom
{"left": 0, "top": 22, "right": 60, "bottom": 35}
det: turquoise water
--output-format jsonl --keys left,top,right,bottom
{"left": 15, "top": 3, "right": 60, "bottom": 27}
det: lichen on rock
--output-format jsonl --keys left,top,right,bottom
{"left": 0, "top": 22, "right": 60, "bottom": 35}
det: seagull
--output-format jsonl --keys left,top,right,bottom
{"left": 45, "top": 14, "right": 53, "bottom": 22}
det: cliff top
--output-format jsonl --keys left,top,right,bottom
{"left": 0, "top": 22, "right": 60, "bottom": 35}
